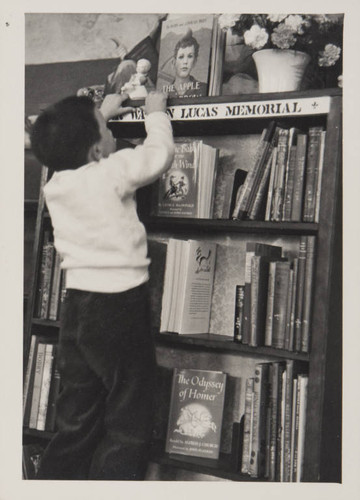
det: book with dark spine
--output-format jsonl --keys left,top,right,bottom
{"left": 301, "top": 236, "right": 316, "bottom": 353}
{"left": 233, "top": 285, "right": 245, "bottom": 341}
{"left": 271, "top": 261, "right": 291, "bottom": 350}
{"left": 302, "top": 127, "right": 324, "bottom": 222}
{"left": 291, "top": 134, "right": 308, "bottom": 221}
{"left": 294, "top": 236, "right": 308, "bottom": 351}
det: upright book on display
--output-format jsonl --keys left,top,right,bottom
{"left": 156, "top": 15, "right": 214, "bottom": 98}
{"left": 166, "top": 368, "right": 226, "bottom": 459}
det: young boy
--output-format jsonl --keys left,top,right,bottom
{"left": 30, "top": 91, "right": 175, "bottom": 480}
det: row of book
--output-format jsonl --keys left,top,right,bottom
{"left": 155, "top": 237, "right": 314, "bottom": 353}
{"left": 150, "top": 124, "right": 326, "bottom": 223}
{"left": 23, "top": 335, "right": 60, "bottom": 432}
{"left": 234, "top": 237, "right": 315, "bottom": 353}
{"left": 35, "top": 230, "right": 65, "bottom": 321}
{"left": 241, "top": 361, "right": 308, "bottom": 482}
{"left": 231, "top": 123, "right": 326, "bottom": 223}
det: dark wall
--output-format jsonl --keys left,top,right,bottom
{"left": 25, "top": 58, "right": 119, "bottom": 115}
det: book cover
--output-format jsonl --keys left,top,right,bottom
{"left": 160, "top": 239, "right": 217, "bottom": 335}
{"left": 153, "top": 141, "right": 199, "bottom": 218}
{"left": 210, "top": 243, "right": 245, "bottom": 338}
{"left": 156, "top": 15, "right": 214, "bottom": 98}
{"left": 177, "top": 240, "right": 217, "bottom": 335}
{"left": 166, "top": 368, "right": 226, "bottom": 459}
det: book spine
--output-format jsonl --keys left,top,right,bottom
{"left": 292, "top": 375, "right": 301, "bottom": 481}
{"left": 35, "top": 231, "right": 51, "bottom": 317}
{"left": 264, "top": 261, "right": 276, "bottom": 346}
{"left": 265, "top": 147, "right": 277, "bottom": 221}
{"left": 314, "top": 131, "right": 327, "bottom": 222}
{"left": 271, "top": 129, "right": 289, "bottom": 222}
{"left": 250, "top": 256, "right": 260, "bottom": 347}
{"left": 291, "top": 134, "right": 307, "bottom": 221}
{"left": 288, "top": 258, "right": 299, "bottom": 352}
{"left": 282, "top": 145, "right": 297, "bottom": 221}
{"left": 48, "top": 251, "right": 62, "bottom": 321}
{"left": 29, "top": 342, "right": 46, "bottom": 428}
{"left": 45, "top": 346, "right": 60, "bottom": 432}
{"left": 284, "top": 268, "right": 294, "bottom": 351}
{"left": 283, "top": 361, "right": 294, "bottom": 482}
{"left": 294, "top": 236, "right": 308, "bottom": 351}
{"left": 234, "top": 285, "right": 245, "bottom": 341}
{"left": 36, "top": 343, "right": 54, "bottom": 431}
{"left": 40, "top": 242, "right": 55, "bottom": 319}
{"left": 301, "top": 236, "right": 316, "bottom": 352}
{"left": 272, "top": 262, "right": 291, "bottom": 349}
{"left": 290, "top": 377, "right": 298, "bottom": 481}
{"left": 23, "top": 335, "right": 36, "bottom": 419}
{"left": 302, "top": 127, "right": 323, "bottom": 222}
{"left": 268, "top": 363, "right": 284, "bottom": 481}
{"left": 241, "top": 377, "right": 254, "bottom": 474}
{"left": 295, "top": 375, "right": 309, "bottom": 482}
{"left": 277, "top": 368, "right": 287, "bottom": 481}
{"left": 249, "top": 363, "right": 269, "bottom": 478}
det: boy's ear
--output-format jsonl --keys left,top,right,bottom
{"left": 87, "top": 143, "right": 102, "bottom": 162}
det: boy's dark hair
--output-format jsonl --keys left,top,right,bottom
{"left": 30, "top": 96, "right": 100, "bottom": 171}
{"left": 174, "top": 29, "right": 200, "bottom": 60}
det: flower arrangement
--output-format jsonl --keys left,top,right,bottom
{"left": 219, "top": 13, "right": 343, "bottom": 87}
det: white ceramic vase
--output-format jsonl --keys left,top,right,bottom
{"left": 252, "top": 49, "right": 311, "bottom": 93}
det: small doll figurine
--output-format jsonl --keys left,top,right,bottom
{"left": 121, "top": 59, "right": 153, "bottom": 99}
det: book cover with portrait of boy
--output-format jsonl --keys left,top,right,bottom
{"left": 165, "top": 368, "right": 226, "bottom": 459}
{"left": 156, "top": 14, "right": 214, "bottom": 98}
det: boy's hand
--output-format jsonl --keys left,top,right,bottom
{"left": 100, "top": 93, "right": 134, "bottom": 121}
{"left": 145, "top": 91, "right": 168, "bottom": 115}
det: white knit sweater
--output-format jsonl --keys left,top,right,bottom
{"left": 43, "top": 111, "right": 174, "bottom": 292}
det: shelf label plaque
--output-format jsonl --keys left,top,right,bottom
{"left": 111, "top": 96, "right": 331, "bottom": 123}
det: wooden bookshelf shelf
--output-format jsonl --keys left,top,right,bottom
{"left": 143, "top": 217, "right": 318, "bottom": 235}
{"left": 23, "top": 428, "right": 55, "bottom": 441}
{"left": 149, "top": 440, "right": 261, "bottom": 482}
{"left": 155, "top": 333, "right": 310, "bottom": 361}
{"left": 32, "top": 318, "right": 60, "bottom": 329}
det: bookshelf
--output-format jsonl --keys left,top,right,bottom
{"left": 23, "top": 88, "right": 342, "bottom": 482}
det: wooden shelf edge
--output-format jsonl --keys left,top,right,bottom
{"left": 155, "top": 333, "right": 310, "bottom": 361}
{"left": 32, "top": 318, "right": 60, "bottom": 329}
{"left": 23, "top": 427, "right": 54, "bottom": 441}
{"left": 149, "top": 441, "right": 263, "bottom": 482}
{"left": 143, "top": 217, "right": 318, "bottom": 235}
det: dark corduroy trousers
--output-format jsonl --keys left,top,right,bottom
{"left": 37, "top": 283, "right": 156, "bottom": 480}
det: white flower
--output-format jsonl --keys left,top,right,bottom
{"left": 284, "top": 14, "right": 307, "bottom": 34}
{"left": 267, "top": 14, "right": 287, "bottom": 23}
{"left": 244, "top": 24, "right": 269, "bottom": 50}
{"left": 218, "top": 14, "right": 240, "bottom": 31}
{"left": 271, "top": 24, "right": 297, "bottom": 49}
{"left": 318, "top": 43, "right": 341, "bottom": 67}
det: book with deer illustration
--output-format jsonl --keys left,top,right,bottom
{"left": 160, "top": 239, "right": 217, "bottom": 335}
{"left": 166, "top": 368, "right": 226, "bottom": 459}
